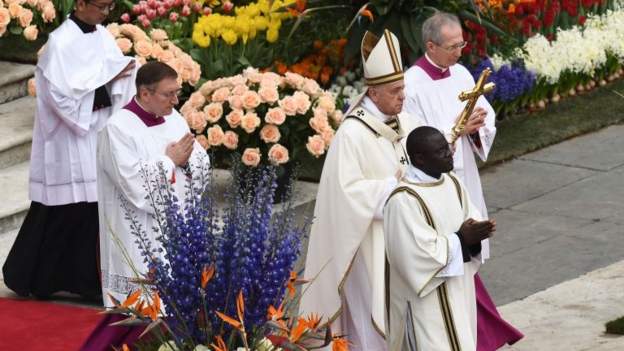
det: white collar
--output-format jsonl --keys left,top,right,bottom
{"left": 425, "top": 53, "right": 449, "bottom": 72}
{"left": 405, "top": 165, "right": 441, "bottom": 183}
{"left": 361, "top": 95, "right": 393, "bottom": 122}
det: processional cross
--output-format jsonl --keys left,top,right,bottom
{"left": 449, "top": 67, "right": 496, "bottom": 145}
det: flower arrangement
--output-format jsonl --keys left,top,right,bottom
{"left": 327, "top": 68, "right": 365, "bottom": 113}
{"left": 106, "top": 23, "right": 202, "bottom": 87}
{"left": 108, "top": 162, "right": 348, "bottom": 350}
{"left": 180, "top": 67, "right": 342, "bottom": 166}
{"left": 121, "top": 0, "right": 206, "bottom": 28}
{"left": 0, "top": 0, "right": 56, "bottom": 41}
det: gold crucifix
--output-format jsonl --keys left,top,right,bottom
{"left": 449, "top": 68, "right": 496, "bottom": 145}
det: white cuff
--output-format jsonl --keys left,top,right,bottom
{"left": 437, "top": 234, "right": 465, "bottom": 277}
{"left": 375, "top": 177, "right": 398, "bottom": 220}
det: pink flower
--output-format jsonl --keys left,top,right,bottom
{"left": 231, "top": 84, "right": 248, "bottom": 96}
{"left": 285, "top": 72, "right": 304, "bottom": 88}
{"left": 186, "top": 111, "right": 207, "bottom": 132}
{"left": 146, "top": 8, "right": 157, "bottom": 20}
{"left": 150, "top": 28, "right": 168, "bottom": 41}
{"left": 116, "top": 38, "right": 133, "bottom": 54}
{"left": 228, "top": 95, "right": 244, "bottom": 110}
{"left": 18, "top": 8, "right": 33, "bottom": 27}
{"left": 8, "top": 3, "right": 23, "bottom": 18}
{"left": 22, "top": 24, "right": 38, "bottom": 40}
{"left": 265, "top": 107, "right": 286, "bottom": 125}
{"left": 331, "top": 110, "right": 344, "bottom": 123}
{"left": 226, "top": 109, "right": 243, "bottom": 128}
{"left": 169, "top": 12, "right": 179, "bottom": 22}
{"left": 241, "top": 90, "right": 261, "bottom": 110}
{"left": 320, "top": 129, "right": 335, "bottom": 147}
{"left": 302, "top": 78, "right": 321, "bottom": 96}
{"left": 159, "top": 50, "right": 175, "bottom": 62}
{"left": 192, "top": 2, "right": 202, "bottom": 12}
{"left": 211, "top": 87, "right": 230, "bottom": 103}
{"left": 134, "top": 40, "right": 153, "bottom": 57}
{"left": 242, "top": 148, "right": 261, "bottom": 167}
{"left": 0, "top": 8, "right": 10, "bottom": 27}
{"left": 207, "top": 125, "right": 225, "bottom": 146}
{"left": 223, "top": 131, "right": 239, "bottom": 150}
{"left": 222, "top": 0, "right": 233, "bottom": 13}
{"left": 188, "top": 92, "right": 206, "bottom": 109}
{"left": 268, "top": 144, "right": 289, "bottom": 165}
{"left": 317, "top": 93, "right": 336, "bottom": 114}
{"left": 240, "top": 112, "right": 261, "bottom": 133}
{"left": 121, "top": 13, "right": 131, "bottom": 22}
{"left": 132, "top": 5, "right": 142, "bottom": 14}
{"left": 147, "top": 0, "right": 158, "bottom": 9}
{"left": 196, "top": 135, "right": 210, "bottom": 150}
{"left": 181, "top": 5, "right": 191, "bottom": 16}
{"left": 203, "top": 102, "right": 223, "bottom": 123}
{"left": 203, "top": 7, "right": 212, "bottom": 15}
{"left": 278, "top": 96, "right": 298, "bottom": 116}
{"left": 306, "top": 135, "right": 326, "bottom": 157}
{"left": 313, "top": 106, "right": 328, "bottom": 120}
{"left": 41, "top": 3, "right": 55, "bottom": 22}
{"left": 157, "top": 6, "right": 167, "bottom": 16}
{"left": 258, "top": 85, "right": 279, "bottom": 104}
{"left": 141, "top": 17, "right": 151, "bottom": 28}
{"left": 259, "top": 124, "right": 281, "bottom": 143}
{"left": 293, "top": 91, "right": 311, "bottom": 114}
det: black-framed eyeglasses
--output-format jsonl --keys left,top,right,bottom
{"left": 434, "top": 41, "right": 467, "bottom": 52}
{"left": 87, "top": 1, "right": 116, "bottom": 12}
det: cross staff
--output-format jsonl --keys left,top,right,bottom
{"left": 449, "top": 67, "right": 496, "bottom": 145}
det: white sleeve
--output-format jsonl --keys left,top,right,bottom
{"left": 436, "top": 234, "right": 465, "bottom": 277}
{"left": 469, "top": 95, "right": 497, "bottom": 161}
{"left": 374, "top": 176, "right": 398, "bottom": 220}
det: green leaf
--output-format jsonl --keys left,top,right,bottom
{"left": 9, "top": 25, "right": 23, "bottom": 35}
{"left": 459, "top": 10, "right": 507, "bottom": 37}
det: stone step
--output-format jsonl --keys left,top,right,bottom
{"left": 0, "top": 162, "right": 29, "bottom": 235}
{"left": 0, "top": 96, "right": 35, "bottom": 169}
{"left": 0, "top": 61, "right": 35, "bottom": 104}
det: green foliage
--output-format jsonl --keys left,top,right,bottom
{"left": 606, "top": 316, "right": 624, "bottom": 335}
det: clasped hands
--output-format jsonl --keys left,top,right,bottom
{"left": 166, "top": 133, "right": 194, "bottom": 167}
{"left": 458, "top": 218, "right": 496, "bottom": 245}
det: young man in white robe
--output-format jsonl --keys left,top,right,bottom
{"left": 2, "top": 0, "right": 136, "bottom": 300}
{"left": 97, "top": 61, "right": 210, "bottom": 308}
{"left": 299, "top": 30, "right": 419, "bottom": 350}
{"left": 401, "top": 12, "right": 523, "bottom": 350}
{"left": 384, "top": 126, "right": 496, "bottom": 351}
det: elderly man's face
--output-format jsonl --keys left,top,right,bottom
{"left": 427, "top": 23, "right": 464, "bottom": 68}
{"left": 369, "top": 78, "right": 405, "bottom": 116}
{"left": 75, "top": 0, "right": 115, "bottom": 25}
{"left": 140, "top": 78, "right": 181, "bottom": 117}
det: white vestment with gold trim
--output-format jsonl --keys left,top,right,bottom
{"left": 383, "top": 172, "right": 482, "bottom": 351}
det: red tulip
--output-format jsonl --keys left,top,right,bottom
{"left": 132, "top": 4, "right": 142, "bottom": 14}
{"left": 120, "top": 13, "right": 131, "bottom": 22}
{"left": 181, "top": 5, "right": 191, "bottom": 16}
{"left": 222, "top": 0, "right": 233, "bottom": 13}
{"left": 157, "top": 6, "right": 167, "bottom": 16}
{"left": 169, "top": 11, "right": 179, "bottom": 22}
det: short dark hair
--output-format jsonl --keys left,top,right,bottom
{"left": 406, "top": 126, "right": 444, "bottom": 163}
{"left": 136, "top": 61, "right": 178, "bottom": 92}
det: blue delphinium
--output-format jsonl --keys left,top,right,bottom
{"left": 123, "top": 160, "right": 306, "bottom": 347}
{"left": 470, "top": 57, "right": 536, "bottom": 103}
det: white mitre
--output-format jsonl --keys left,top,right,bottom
{"left": 346, "top": 29, "right": 404, "bottom": 115}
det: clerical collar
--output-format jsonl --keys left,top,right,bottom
{"left": 405, "top": 165, "right": 442, "bottom": 183}
{"left": 361, "top": 96, "right": 394, "bottom": 122}
{"left": 69, "top": 12, "right": 96, "bottom": 33}
{"left": 123, "top": 97, "right": 166, "bottom": 127}
{"left": 414, "top": 54, "right": 451, "bottom": 81}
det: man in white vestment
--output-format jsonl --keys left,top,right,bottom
{"left": 3, "top": 0, "right": 136, "bottom": 300}
{"left": 299, "top": 30, "right": 419, "bottom": 350}
{"left": 97, "top": 61, "right": 210, "bottom": 307}
{"left": 384, "top": 126, "right": 495, "bottom": 351}
{"left": 402, "top": 12, "right": 523, "bottom": 350}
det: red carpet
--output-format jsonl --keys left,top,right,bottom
{"left": 0, "top": 297, "right": 103, "bottom": 351}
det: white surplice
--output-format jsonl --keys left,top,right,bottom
{"left": 299, "top": 97, "right": 419, "bottom": 351}
{"left": 383, "top": 167, "right": 482, "bottom": 351}
{"left": 30, "top": 19, "right": 135, "bottom": 205}
{"left": 97, "top": 106, "right": 210, "bottom": 307}
{"left": 403, "top": 60, "right": 496, "bottom": 258}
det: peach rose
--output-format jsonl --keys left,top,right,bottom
{"left": 260, "top": 74, "right": 281, "bottom": 88}
{"left": 285, "top": 72, "right": 304, "bottom": 88}
{"left": 246, "top": 71, "right": 263, "bottom": 84}
{"left": 313, "top": 106, "right": 328, "bottom": 120}
{"left": 225, "top": 109, "right": 243, "bottom": 128}
{"left": 258, "top": 85, "right": 279, "bottom": 104}
{"left": 242, "top": 148, "right": 261, "bottom": 167}
{"left": 206, "top": 125, "right": 224, "bottom": 146}
{"left": 22, "top": 24, "right": 37, "bottom": 40}
{"left": 302, "top": 78, "right": 321, "bottom": 96}
{"left": 159, "top": 49, "right": 175, "bottom": 63}
{"left": 189, "top": 65, "right": 201, "bottom": 86}
{"left": 18, "top": 8, "right": 32, "bottom": 27}
{"left": 231, "top": 84, "right": 248, "bottom": 96}
{"left": 240, "top": 112, "right": 261, "bottom": 133}
{"left": 320, "top": 128, "right": 335, "bottom": 147}
{"left": 107, "top": 23, "right": 120, "bottom": 38}
{"left": 0, "top": 8, "right": 10, "bottom": 27}
{"left": 278, "top": 96, "right": 298, "bottom": 116}
{"left": 306, "top": 135, "right": 326, "bottom": 157}
{"left": 203, "top": 102, "right": 223, "bottom": 123}
{"left": 41, "top": 2, "right": 55, "bottom": 22}
{"left": 8, "top": 3, "right": 22, "bottom": 18}
{"left": 186, "top": 111, "right": 207, "bottom": 132}
{"left": 228, "top": 74, "right": 246, "bottom": 87}
{"left": 331, "top": 110, "right": 344, "bottom": 123}
{"left": 196, "top": 135, "right": 210, "bottom": 150}
{"left": 268, "top": 143, "right": 289, "bottom": 165}
{"left": 317, "top": 94, "right": 336, "bottom": 114}
{"left": 150, "top": 28, "right": 168, "bottom": 41}
{"left": 26, "top": 0, "right": 38, "bottom": 7}
{"left": 134, "top": 40, "right": 153, "bottom": 57}
{"left": 223, "top": 130, "right": 239, "bottom": 150}
{"left": 150, "top": 43, "right": 164, "bottom": 60}
{"left": 188, "top": 92, "right": 206, "bottom": 109}
{"left": 211, "top": 87, "right": 230, "bottom": 103}
{"left": 180, "top": 102, "right": 195, "bottom": 117}
{"left": 27, "top": 77, "right": 36, "bottom": 96}
{"left": 293, "top": 91, "right": 311, "bottom": 114}
{"left": 228, "top": 95, "right": 244, "bottom": 110}
{"left": 259, "top": 124, "right": 281, "bottom": 143}
{"left": 116, "top": 38, "right": 133, "bottom": 54}
{"left": 179, "top": 67, "right": 192, "bottom": 82}
{"left": 241, "top": 90, "right": 261, "bottom": 110}
{"left": 265, "top": 107, "right": 286, "bottom": 125}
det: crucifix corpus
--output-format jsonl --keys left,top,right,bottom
{"left": 449, "top": 67, "right": 496, "bottom": 145}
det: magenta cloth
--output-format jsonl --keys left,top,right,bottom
{"left": 413, "top": 56, "right": 451, "bottom": 81}
{"left": 78, "top": 313, "right": 146, "bottom": 351}
{"left": 123, "top": 97, "right": 166, "bottom": 127}
{"left": 476, "top": 274, "right": 524, "bottom": 350}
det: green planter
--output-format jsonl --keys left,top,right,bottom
{"left": 0, "top": 34, "right": 48, "bottom": 64}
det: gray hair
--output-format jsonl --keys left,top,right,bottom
{"left": 421, "top": 12, "right": 461, "bottom": 50}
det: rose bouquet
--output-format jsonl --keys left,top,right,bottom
{"left": 106, "top": 23, "right": 201, "bottom": 87}
{"left": 180, "top": 67, "right": 342, "bottom": 168}
{"left": 0, "top": 0, "right": 56, "bottom": 41}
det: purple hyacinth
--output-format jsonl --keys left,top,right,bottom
{"left": 469, "top": 57, "right": 536, "bottom": 103}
